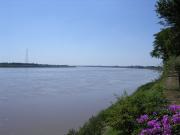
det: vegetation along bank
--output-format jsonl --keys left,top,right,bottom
{"left": 67, "top": 0, "right": 180, "bottom": 134}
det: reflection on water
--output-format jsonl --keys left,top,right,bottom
{"left": 0, "top": 67, "right": 159, "bottom": 135}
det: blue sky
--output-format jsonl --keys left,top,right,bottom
{"left": 0, "top": 0, "right": 162, "bottom": 66}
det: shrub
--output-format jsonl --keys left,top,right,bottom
{"left": 137, "top": 105, "right": 180, "bottom": 135}
{"left": 66, "top": 81, "right": 167, "bottom": 135}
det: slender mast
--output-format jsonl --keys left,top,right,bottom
{"left": 25, "top": 48, "right": 29, "bottom": 63}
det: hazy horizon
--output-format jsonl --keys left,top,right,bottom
{"left": 0, "top": 62, "right": 162, "bottom": 67}
{"left": 0, "top": 0, "right": 162, "bottom": 66}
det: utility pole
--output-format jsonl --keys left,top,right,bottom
{"left": 25, "top": 48, "right": 29, "bottom": 63}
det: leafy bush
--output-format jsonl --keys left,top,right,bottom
{"left": 67, "top": 80, "right": 168, "bottom": 135}
{"left": 136, "top": 105, "right": 180, "bottom": 135}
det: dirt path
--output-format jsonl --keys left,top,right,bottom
{"left": 164, "top": 89, "right": 180, "bottom": 104}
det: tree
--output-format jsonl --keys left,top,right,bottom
{"left": 156, "top": 0, "right": 180, "bottom": 28}
{"left": 151, "top": 28, "right": 173, "bottom": 61}
{"left": 152, "top": 0, "right": 180, "bottom": 61}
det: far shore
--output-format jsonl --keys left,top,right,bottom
{"left": 0, "top": 63, "right": 161, "bottom": 70}
{"left": 78, "top": 65, "right": 162, "bottom": 70}
{"left": 0, "top": 63, "right": 76, "bottom": 68}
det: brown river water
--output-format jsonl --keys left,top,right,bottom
{"left": 0, "top": 67, "right": 159, "bottom": 135}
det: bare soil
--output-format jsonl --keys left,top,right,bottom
{"left": 164, "top": 89, "right": 180, "bottom": 104}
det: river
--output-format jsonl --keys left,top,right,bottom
{"left": 0, "top": 67, "right": 159, "bottom": 135}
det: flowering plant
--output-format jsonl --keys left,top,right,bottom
{"left": 137, "top": 105, "right": 180, "bottom": 135}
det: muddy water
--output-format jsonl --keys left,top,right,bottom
{"left": 0, "top": 67, "right": 159, "bottom": 135}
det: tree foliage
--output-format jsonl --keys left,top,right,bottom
{"left": 156, "top": 0, "right": 180, "bottom": 27}
{"left": 151, "top": 0, "right": 180, "bottom": 61}
{"left": 151, "top": 28, "right": 173, "bottom": 61}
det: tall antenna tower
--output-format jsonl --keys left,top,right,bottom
{"left": 25, "top": 48, "right": 29, "bottom": 63}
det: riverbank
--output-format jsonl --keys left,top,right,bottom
{"left": 67, "top": 78, "right": 168, "bottom": 134}
{"left": 79, "top": 66, "right": 162, "bottom": 71}
{"left": 0, "top": 63, "right": 161, "bottom": 70}
{"left": 0, "top": 63, "right": 76, "bottom": 68}
{"left": 67, "top": 68, "right": 180, "bottom": 135}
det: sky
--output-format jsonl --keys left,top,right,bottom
{"left": 0, "top": 0, "right": 162, "bottom": 66}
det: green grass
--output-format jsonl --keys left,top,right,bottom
{"left": 67, "top": 79, "right": 167, "bottom": 135}
{"left": 103, "top": 127, "right": 119, "bottom": 135}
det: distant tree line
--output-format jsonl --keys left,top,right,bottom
{"left": 0, "top": 63, "right": 75, "bottom": 68}
{"left": 151, "top": 0, "right": 180, "bottom": 62}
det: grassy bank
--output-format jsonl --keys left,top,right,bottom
{"left": 67, "top": 79, "right": 168, "bottom": 135}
